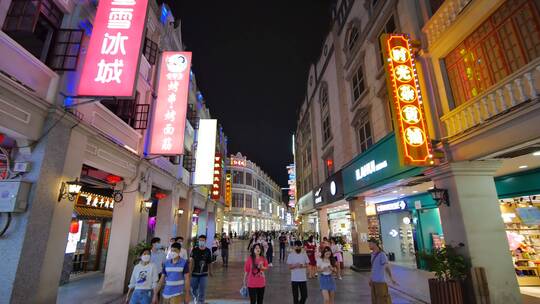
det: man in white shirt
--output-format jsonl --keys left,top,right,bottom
{"left": 150, "top": 237, "right": 166, "bottom": 274}
{"left": 287, "top": 240, "right": 310, "bottom": 304}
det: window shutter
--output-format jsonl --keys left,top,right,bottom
{"left": 143, "top": 37, "right": 158, "bottom": 65}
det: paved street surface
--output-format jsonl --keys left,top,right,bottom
{"left": 205, "top": 240, "right": 421, "bottom": 304}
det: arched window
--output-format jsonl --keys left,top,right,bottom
{"left": 320, "top": 85, "right": 332, "bottom": 143}
{"left": 347, "top": 25, "right": 360, "bottom": 51}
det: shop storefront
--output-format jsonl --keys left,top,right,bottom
{"left": 328, "top": 210, "right": 351, "bottom": 240}
{"left": 373, "top": 193, "right": 444, "bottom": 269}
{"left": 496, "top": 168, "right": 540, "bottom": 286}
{"left": 62, "top": 187, "right": 114, "bottom": 284}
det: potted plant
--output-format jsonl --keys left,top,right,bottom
{"left": 418, "top": 245, "right": 469, "bottom": 304}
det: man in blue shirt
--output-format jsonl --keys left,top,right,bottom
{"left": 368, "top": 238, "right": 397, "bottom": 304}
{"left": 156, "top": 243, "right": 191, "bottom": 304}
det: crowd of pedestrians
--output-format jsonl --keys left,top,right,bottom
{"left": 123, "top": 231, "right": 396, "bottom": 304}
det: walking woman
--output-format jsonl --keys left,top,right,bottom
{"left": 330, "top": 238, "right": 343, "bottom": 280}
{"left": 304, "top": 236, "right": 317, "bottom": 279}
{"left": 317, "top": 247, "right": 337, "bottom": 304}
{"left": 125, "top": 249, "right": 159, "bottom": 304}
{"left": 243, "top": 243, "right": 269, "bottom": 304}
{"left": 266, "top": 234, "right": 274, "bottom": 267}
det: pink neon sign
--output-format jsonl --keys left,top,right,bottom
{"left": 77, "top": 0, "right": 149, "bottom": 97}
{"left": 148, "top": 52, "right": 192, "bottom": 155}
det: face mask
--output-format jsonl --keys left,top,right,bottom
{"left": 199, "top": 241, "right": 206, "bottom": 247}
{"left": 295, "top": 248, "right": 302, "bottom": 253}
{"left": 170, "top": 252, "right": 179, "bottom": 259}
{"left": 141, "top": 255, "right": 151, "bottom": 262}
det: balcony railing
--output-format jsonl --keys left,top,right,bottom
{"left": 0, "top": 31, "right": 59, "bottom": 103}
{"left": 422, "top": 0, "right": 472, "bottom": 47}
{"left": 441, "top": 58, "right": 540, "bottom": 137}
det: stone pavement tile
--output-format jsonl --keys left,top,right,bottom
{"left": 205, "top": 240, "right": 422, "bottom": 304}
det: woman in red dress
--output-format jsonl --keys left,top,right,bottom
{"left": 304, "top": 235, "right": 317, "bottom": 279}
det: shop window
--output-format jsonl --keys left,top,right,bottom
{"left": 233, "top": 170, "right": 244, "bottom": 184}
{"left": 347, "top": 25, "right": 360, "bottom": 51}
{"left": 3, "top": 0, "right": 65, "bottom": 65}
{"left": 245, "top": 172, "right": 253, "bottom": 187}
{"left": 377, "top": 15, "right": 397, "bottom": 68}
{"left": 351, "top": 65, "right": 366, "bottom": 103}
{"left": 245, "top": 194, "right": 253, "bottom": 208}
{"left": 143, "top": 37, "right": 158, "bottom": 65}
{"left": 444, "top": 0, "right": 540, "bottom": 107}
{"left": 48, "top": 29, "right": 83, "bottom": 71}
{"left": 357, "top": 115, "right": 373, "bottom": 153}
{"left": 232, "top": 192, "right": 244, "bottom": 208}
{"left": 320, "top": 85, "right": 332, "bottom": 144}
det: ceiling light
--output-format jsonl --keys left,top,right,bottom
{"left": 392, "top": 190, "right": 398, "bottom": 193}
{"left": 533, "top": 151, "right": 540, "bottom": 156}
{"left": 519, "top": 165, "right": 528, "bottom": 169}
{"left": 412, "top": 190, "right": 418, "bottom": 193}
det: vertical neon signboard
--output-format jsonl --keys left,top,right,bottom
{"left": 211, "top": 153, "right": 222, "bottom": 200}
{"left": 78, "top": 0, "right": 149, "bottom": 97}
{"left": 382, "top": 34, "right": 433, "bottom": 166}
{"left": 148, "top": 52, "right": 192, "bottom": 155}
{"left": 225, "top": 173, "right": 232, "bottom": 208}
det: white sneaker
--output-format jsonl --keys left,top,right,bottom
{"left": 269, "top": 263, "right": 273, "bottom": 267}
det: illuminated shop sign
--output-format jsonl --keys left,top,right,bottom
{"left": 225, "top": 173, "right": 232, "bottom": 208}
{"left": 231, "top": 158, "right": 246, "bottom": 167}
{"left": 382, "top": 34, "right": 433, "bottom": 166}
{"left": 286, "top": 164, "right": 296, "bottom": 207}
{"left": 314, "top": 187, "right": 323, "bottom": 204}
{"left": 376, "top": 200, "right": 407, "bottom": 213}
{"left": 211, "top": 153, "right": 222, "bottom": 200}
{"left": 148, "top": 52, "right": 192, "bottom": 155}
{"left": 355, "top": 160, "right": 388, "bottom": 181}
{"left": 78, "top": 0, "right": 149, "bottom": 97}
{"left": 193, "top": 119, "right": 217, "bottom": 185}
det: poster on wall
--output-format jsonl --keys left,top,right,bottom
{"left": 78, "top": 0, "right": 149, "bottom": 97}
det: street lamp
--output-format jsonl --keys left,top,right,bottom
{"left": 58, "top": 179, "right": 83, "bottom": 202}
{"left": 140, "top": 200, "right": 153, "bottom": 213}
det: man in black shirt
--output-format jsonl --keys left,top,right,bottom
{"left": 190, "top": 235, "right": 213, "bottom": 304}
{"left": 220, "top": 232, "right": 231, "bottom": 267}
{"left": 279, "top": 232, "right": 287, "bottom": 261}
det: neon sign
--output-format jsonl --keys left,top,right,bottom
{"left": 376, "top": 200, "right": 406, "bottom": 213}
{"left": 211, "top": 153, "right": 222, "bottom": 200}
{"left": 148, "top": 52, "right": 192, "bottom": 155}
{"left": 355, "top": 160, "right": 388, "bottom": 180}
{"left": 78, "top": 0, "right": 149, "bottom": 97}
{"left": 231, "top": 158, "right": 246, "bottom": 167}
{"left": 225, "top": 173, "right": 232, "bottom": 208}
{"left": 382, "top": 34, "right": 433, "bottom": 166}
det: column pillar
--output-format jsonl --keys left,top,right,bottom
{"left": 348, "top": 197, "right": 371, "bottom": 271}
{"left": 154, "top": 191, "right": 177, "bottom": 243}
{"left": 197, "top": 206, "right": 208, "bottom": 237}
{"left": 177, "top": 196, "right": 192, "bottom": 241}
{"left": 206, "top": 207, "right": 216, "bottom": 246}
{"left": 318, "top": 209, "right": 329, "bottom": 239}
{"left": 101, "top": 181, "right": 143, "bottom": 295}
{"left": 0, "top": 115, "right": 81, "bottom": 304}
{"left": 426, "top": 160, "right": 520, "bottom": 304}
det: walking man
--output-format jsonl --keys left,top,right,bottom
{"left": 220, "top": 232, "right": 230, "bottom": 267}
{"left": 287, "top": 240, "right": 310, "bottom": 304}
{"left": 190, "top": 234, "right": 213, "bottom": 304}
{"left": 279, "top": 232, "right": 287, "bottom": 262}
{"left": 155, "top": 243, "right": 191, "bottom": 304}
{"left": 368, "top": 238, "right": 397, "bottom": 304}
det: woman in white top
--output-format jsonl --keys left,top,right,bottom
{"left": 330, "top": 238, "right": 343, "bottom": 280}
{"left": 317, "top": 246, "right": 337, "bottom": 304}
{"left": 125, "top": 249, "right": 159, "bottom": 304}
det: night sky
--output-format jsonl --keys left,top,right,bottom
{"left": 167, "top": 1, "right": 333, "bottom": 186}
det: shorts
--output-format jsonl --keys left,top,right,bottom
{"left": 334, "top": 252, "right": 343, "bottom": 263}
{"left": 163, "top": 294, "right": 184, "bottom": 304}
{"left": 319, "top": 274, "right": 336, "bottom": 291}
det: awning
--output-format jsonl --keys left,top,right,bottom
{"left": 74, "top": 205, "right": 113, "bottom": 219}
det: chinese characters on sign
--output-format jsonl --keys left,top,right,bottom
{"left": 148, "top": 52, "right": 192, "bottom": 155}
{"left": 211, "top": 154, "right": 222, "bottom": 200}
{"left": 225, "top": 173, "right": 232, "bottom": 208}
{"left": 286, "top": 164, "right": 296, "bottom": 208}
{"left": 382, "top": 34, "right": 433, "bottom": 166}
{"left": 231, "top": 158, "right": 246, "bottom": 167}
{"left": 78, "top": 0, "right": 149, "bottom": 97}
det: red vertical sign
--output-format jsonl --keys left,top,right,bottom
{"left": 211, "top": 153, "right": 222, "bottom": 200}
{"left": 148, "top": 52, "right": 192, "bottom": 155}
{"left": 78, "top": 0, "right": 149, "bottom": 97}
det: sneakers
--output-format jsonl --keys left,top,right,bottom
{"left": 269, "top": 263, "right": 273, "bottom": 267}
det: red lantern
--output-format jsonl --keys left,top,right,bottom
{"left": 106, "top": 174, "right": 122, "bottom": 184}
{"left": 155, "top": 192, "right": 167, "bottom": 200}
{"left": 69, "top": 220, "right": 79, "bottom": 234}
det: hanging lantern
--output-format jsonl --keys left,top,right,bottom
{"left": 106, "top": 174, "right": 122, "bottom": 184}
{"left": 69, "top": 220, "right": 79, "bottom": 234}
{"left": 155, "top": 192, "right": 167, "bottom": 200}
